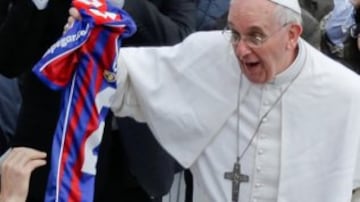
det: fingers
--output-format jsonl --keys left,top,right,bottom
{"left": 0, "top": 148, "right": 46, "bottom": 202}
{"left": 63, "top": 16, "right": 74, "bottom": 34}
{"left": 0, "top": 149, "right": 11, "bottom": 170}
{"left": 24, "top": 159, "right": 47, "bottom": 173}
{"left": 0, "top": 147, "right": 46, "bottom": 176}
{"left": 69, "top": 7, "right": 81, "bottom": 20}
{"left": 9, "top": 147, "right": 46, "bottom": 161}
{"left": 63, "top": 7, "right": 81, "bottom": 34}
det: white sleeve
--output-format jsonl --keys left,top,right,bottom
{"left": 111, "top": 31, "right": 240, "bottom": 168}
{"left": 110, "top": 53, "right": 146, "bottom": 123}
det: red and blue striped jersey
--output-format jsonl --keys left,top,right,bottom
{"left": 32, "top": 0, "right": 136, "bottom": 201}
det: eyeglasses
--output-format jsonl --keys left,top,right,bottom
{"left": 222, "top": 23, "right": 289, "bottom": 48}
{"left": 350, "top": 24, "right": 360, "bottom": 38}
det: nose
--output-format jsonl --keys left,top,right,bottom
{"left": 233, "top": 39, "right": 252, "bottom": 59}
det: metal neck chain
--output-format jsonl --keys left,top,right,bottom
{"left": 235, "top": 67, "right": 304, "bottom": 163}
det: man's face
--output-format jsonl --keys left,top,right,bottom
{"left": 227, "top": 0, "right": 300, "bottom": 84}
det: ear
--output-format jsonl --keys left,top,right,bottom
{"left": 286, "top": 23, "right": 303, "bottom": 49}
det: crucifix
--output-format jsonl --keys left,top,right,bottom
{"left": 224, "top": 160, "right": 249, "bottom": 202}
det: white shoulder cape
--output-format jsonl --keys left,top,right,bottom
{"left": 111, "top": 31, "right": 240, "bottom": 167}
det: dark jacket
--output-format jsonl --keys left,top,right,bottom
{"left": 0, "top": 0, "right": 21, "bottom": 155}
{"left": 123, "top": 0, "right": 196, "bottom": 46}
{"left": 0, "top": 1, "right": 69, "bottom": 201}
{"left": 96, "top": 0, "right": 196, "bottom": 201}
{"left": 196, "top": 0, "right": 230, "bottom": 30}
{"left": 0, "top": 0, "right": 71, "bottom": 78}
{"left": 0, "top": 0, "right": 11, "bottom": 24}
{"left": 0, "top": 75, "right": 21, "bottom": 155}
{"left": 301, "top": 8, "right": 321, "bottom": 49}
{"left": 299, "top": 0, "right": 333, "bottom": 20}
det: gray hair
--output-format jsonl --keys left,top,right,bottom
{"left": 273, "top": 4, "right": 303, "bottom": 26}
{"left": 228, "top": 0, "right": 303, "bottom": 26}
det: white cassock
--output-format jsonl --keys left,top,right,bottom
{"left": 111, "top": 31, "right": 360, "bottom": 202}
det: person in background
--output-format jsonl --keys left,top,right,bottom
{"left": 299, "top": 0, "right": 334, "bottom": 20}
{"left": 0, "top": 0, "right": 71, "bottom": 201}
{"left": 97, "top": 0, "right": 196, "bottom": 201}
{"left": 195, "top": 0, "right": 230, "bottom": 31}
{"left": 0, "top": 75, "right": 21, "bottom": 155}
{"left": 0, "top": 0, "right": 22, "bottom": 156}
{"left": 0, "top": 0, "right": 11, "bottom": 24}
{"left": 355, "top": 9, "right": 360, "bottom": 53}
{"left": 301, "top": 8, "right": 321, "bottom": 48}
{"left": 321, "top": 0, "right": 360, "bottom": 74}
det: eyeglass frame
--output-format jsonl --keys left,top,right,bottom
{"left": 222, "top": 22, "right": 290, "bottom": 48}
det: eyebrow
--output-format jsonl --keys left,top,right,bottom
{"left": 247, "top": 26, "right": 264, "bottom": 34}
{"left": 226, "top": 22, "right": 265, "bottom": 36}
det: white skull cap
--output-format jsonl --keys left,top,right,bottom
{"left": 269, "top": 0, "right": 301, "bottom": 14}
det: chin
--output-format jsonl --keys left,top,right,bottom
{"left": 247, "top": 76, "right": 266, "bottom": 84}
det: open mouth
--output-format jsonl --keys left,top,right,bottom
{"left": 244, "top": 61, "right": 261, "bottom": 70}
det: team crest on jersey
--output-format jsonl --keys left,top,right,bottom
{"left": 103, "top": 69, "right": 116, "bottom": 83}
